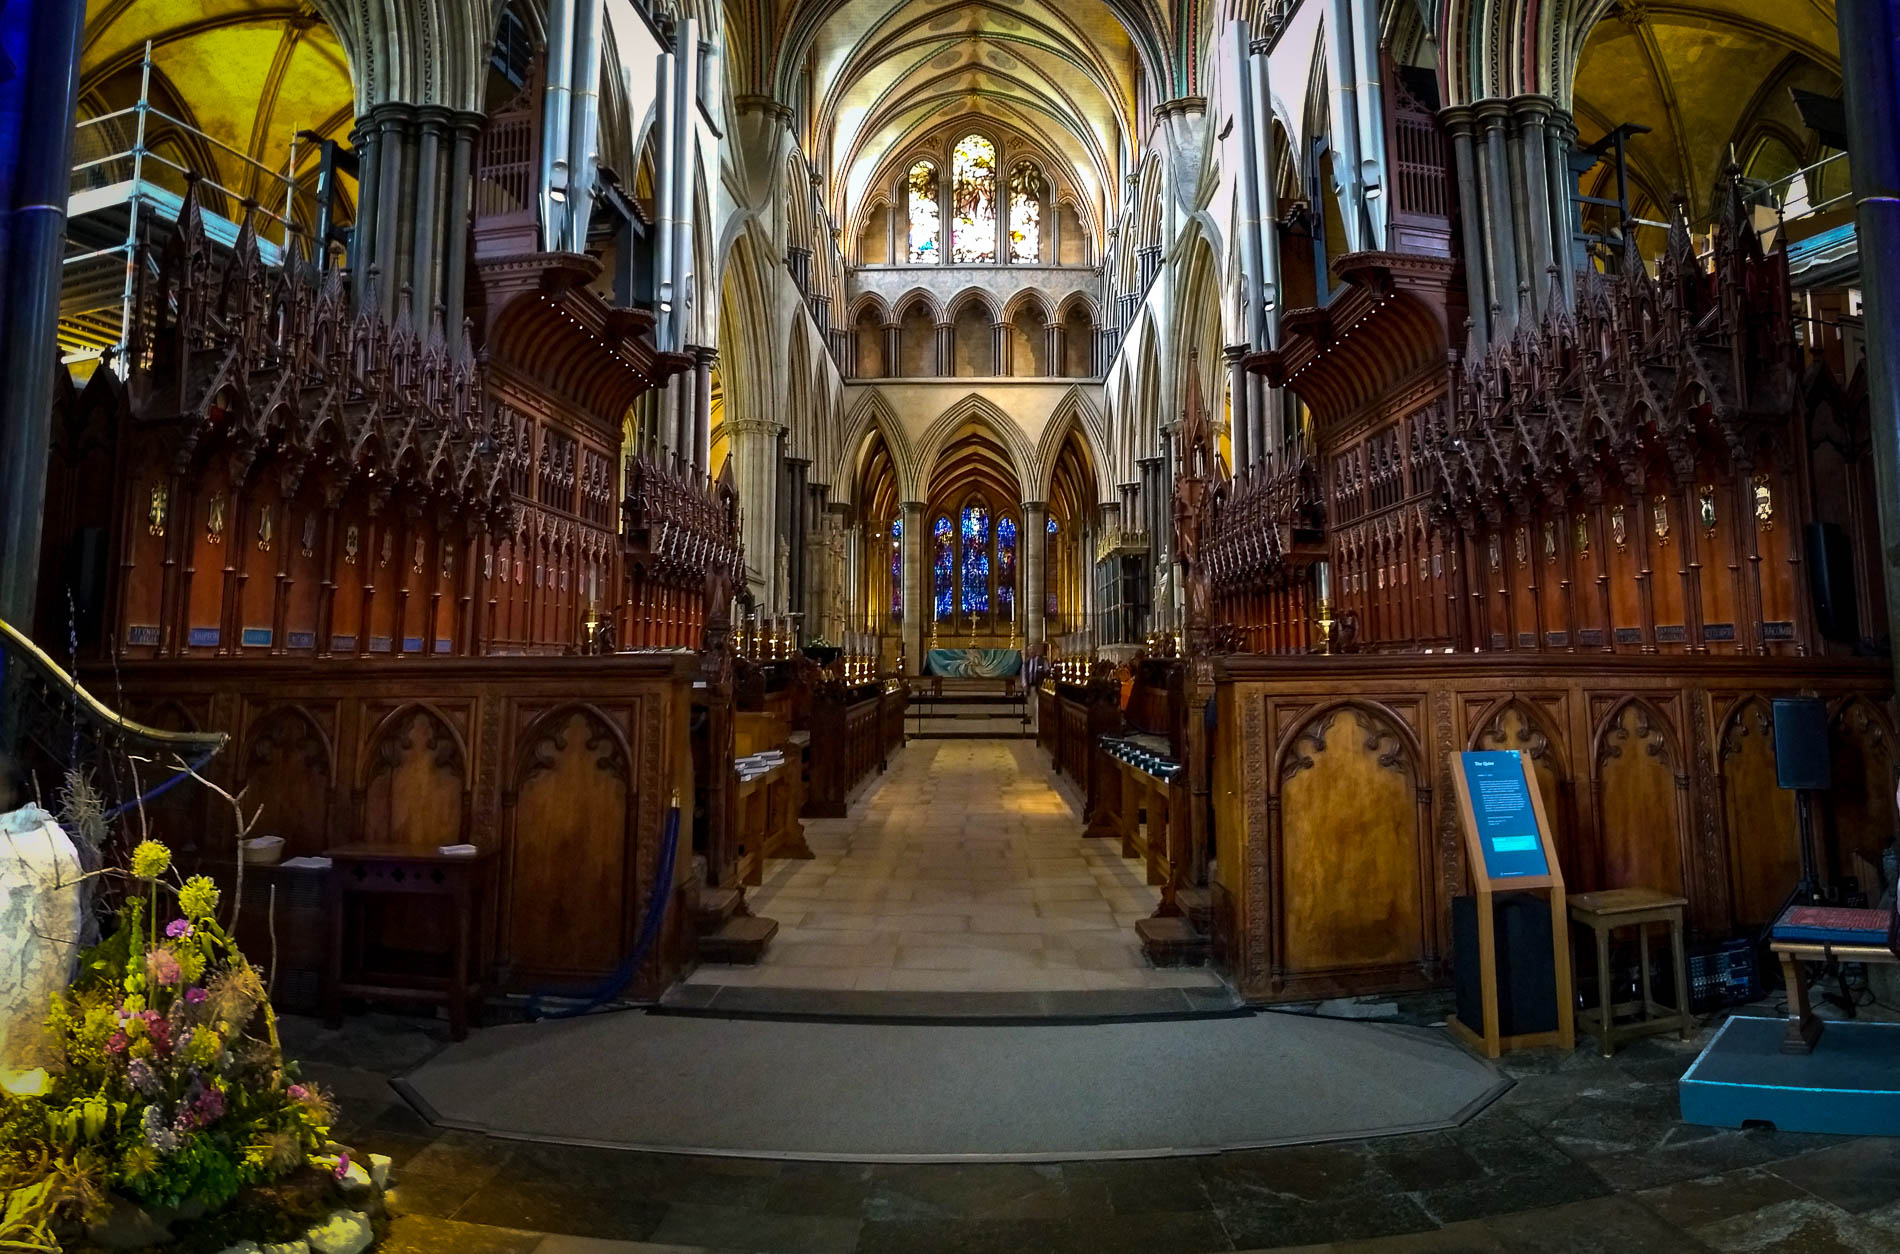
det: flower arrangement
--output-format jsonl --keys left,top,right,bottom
{"left": 0, "top": 836, "right": 342, "bottom": 1249}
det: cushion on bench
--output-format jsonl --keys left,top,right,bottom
{"left": 1771, "top": 905, "right": 1894, "bottom": 948}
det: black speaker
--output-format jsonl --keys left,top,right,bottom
{"left": 1806, "top": 522, "right": 1860, "bottom": 643}
{"left": 1772, "top": 696, "right": 1831, "bottom": 790}
{"left": 1453, "top": 893, "right": 1558, "bottom": 1036}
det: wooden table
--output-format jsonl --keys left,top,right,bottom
{"left": 1771, "top": 939, "right": 1898, "bottom": 1054}
{"left": 324, "top": 844, "right": 497, "bottom": 1040}
{"left": 1568, "top": 888, "right": 1692, "bottom": 1056}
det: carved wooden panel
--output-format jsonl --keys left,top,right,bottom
{"left": 1277, "top": 705, "right": 1426, "bottom": 973}
{"left": 240, "top": 705, "right": 333, "bottom": 859}
{"left": 1470, "top": 699, "right": 1570, "bottom": 874}
{"left": 509, "top": 706, "right": 633, "bottom": 979}
{"left": 1826, "top": 698, "right": 1897, "bottom": 889}
{"left": 361, "top": 705, "right": 468, "bottom": 848}
{"left": 1718, "top": 697, "right": 1797, "bottom": 926}
{"left": 1594, "top": 701, "right": 1683, "bottom": 895}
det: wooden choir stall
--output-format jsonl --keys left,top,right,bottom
{"left": 32, "top": 123, "right": 755, "bottom": 1015}
{"left": 1049, "top": 168, "right": 1896, "bottom": 1010}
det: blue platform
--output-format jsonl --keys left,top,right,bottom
{"left": 1680, "top": 1014, "right": 1900, "bottom": 1137}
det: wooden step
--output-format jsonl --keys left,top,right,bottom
{"left": 1174, "top": 887, "right": 1214, "bottom": 936}
{"left": 698, "top": 915, "right": 779, "bottom": 965}
{"left": 692, "top": 887, "right": 744, "bottom": 933}
{"left": 1136, "top": 916, "right": 1210, "bottom": 968}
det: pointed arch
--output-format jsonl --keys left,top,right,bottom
{"left": 914, "top": 393, "right": 1040, "bottom": 503}
{"left": 834, "top": 391, "right": 923, "bottom": 504}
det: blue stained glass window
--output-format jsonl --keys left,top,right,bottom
{"left": 890, "top": 517, "right": 903, "bottom": 618}
{"left": 996, "top": 516, "right": 1018, "bottom": 618}
{"left": 933, "top": 516, "right": 954, "bottom": 619}
{"left": 960, "top": 505, "right": 990, "bottom": 614}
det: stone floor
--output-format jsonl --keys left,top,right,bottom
{"left": 288, "top": 997, "right": 1900, "bottom": 1254}
{"left": 685, "top": 740, "right": 1221, "bottom": 994}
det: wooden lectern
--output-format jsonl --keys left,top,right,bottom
{"left": 1446, "top": 750, "right": 1576, "bottom": 1058}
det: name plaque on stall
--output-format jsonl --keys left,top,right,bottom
{"left": 1457, "top": 751, "right": 1551, "bottom": 881}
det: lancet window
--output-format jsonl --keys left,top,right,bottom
{"left": 1008, "top": 162, "right": 1042, "bottom": 263}
{"left": 907, "top": 160, "right": 940, "bottom": 263}
{"left": 951, "top": 135, "right": 997, "bottom": 263}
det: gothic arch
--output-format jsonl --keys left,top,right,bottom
{"left": 1272, "top": 699, "right": 1425, "bottom": 791}
{"left": 914, "top": 395, "right": 1040, "bottom": 501}
{"left": 835, "top": 392, "right": 923, "bottom": 503}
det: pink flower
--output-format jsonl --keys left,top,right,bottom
{"left": 165, "top": 918, "right": 192, "bottom": 939}
{"left": 286, "top": 1084, "right": 307, "bottom": 1101}
{"left": 185, "top": 987, "right": 207, "bottom": 1005}
{"left": 333, "top": 1151, "right": 351, "bottom": 1180}
{"left": 146, "top": 949, "right": 182, "bottom": 986}
{"left": 107, "top": 1032, "right": 128, "bottom": 1054}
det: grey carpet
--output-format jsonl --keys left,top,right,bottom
{"left": 396, "top": 1010, "right": 1508, "bottom": 1161}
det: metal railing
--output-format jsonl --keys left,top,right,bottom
{"left": 63, "top": 41, "right": 315, "bottom": 371}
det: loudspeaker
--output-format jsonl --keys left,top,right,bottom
{"left": 1806, "top": 522, "right": 1860, "bottom": 643}
{"left": 1772, "top": 696, "right": 1831, "bottom": 791}
{"left": 1453, "top": 893, "right": 1558, "bottom": 1036}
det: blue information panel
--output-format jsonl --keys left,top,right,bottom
{"left": 1458, "top": 751, "right": 1550, "bottom": 880}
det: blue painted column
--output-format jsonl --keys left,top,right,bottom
{"left": 0, "top": 0, "right": 87, "bottom": 627}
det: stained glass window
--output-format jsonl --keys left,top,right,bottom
{"left": 890, "top": 517, "right": 903, "bottom": 618}
{"left": 960, "top": 503, "right": 991, "bottom": 614}
{"left": 1008, "top": 163, "right": 1042, "bottom": 263}
{"left": 951, "top": 135, "right": 997, "bottom": 263}
{"left": 933, "top": 515, "right": 954, "bottom": 619}
{"left": 907, "top": 161, "right": 939, "bottom": 263}
{"left": 996, "top": 515, "right": 1018, "bottom": 619}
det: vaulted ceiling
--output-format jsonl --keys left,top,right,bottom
{"left": 765, "top": 0, "right": 1162, "bottom": 254}
{"left": 1571, "top": 0, "right": 1843, "bottom": 229}
{"left": 81, "top": 0, "right": 356, "bottom": 214}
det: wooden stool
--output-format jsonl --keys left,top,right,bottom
{"left": 1568, "top": 888, "right": 1692, "bottom": 1056}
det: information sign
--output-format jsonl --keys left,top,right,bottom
{"left": 1457, "top": 751, "right": 1550, "bottom": 880}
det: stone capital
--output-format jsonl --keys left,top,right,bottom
{"left": 1471, "top": 98, "right": 1515, "bottom": 131}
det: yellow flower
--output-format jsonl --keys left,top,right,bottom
{"left": 129, "top": 840, "right": 172, "bottom": 880}
{"left": 178, "top": 875, "right": 220, "bottom": 922}
{"left": 185, "top": 1026, "right": 223, "bottom": 1067}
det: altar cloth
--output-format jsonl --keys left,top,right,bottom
{"left": 925, "top": 647, "right": 1021, "bottom": 678}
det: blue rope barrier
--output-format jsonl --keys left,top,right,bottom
{"left": 525, "top": 802, "right": 682, "bottom": 1021}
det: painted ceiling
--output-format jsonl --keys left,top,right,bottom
{"left": 80, "top": 0, "right": 355, "bottom": 211}
{"left": 1571, "top": 0, "right": 1843, "bottom": 227}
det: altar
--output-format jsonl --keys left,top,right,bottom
{"left": 924, "top": 648, "right": 1022, "bottom": 678}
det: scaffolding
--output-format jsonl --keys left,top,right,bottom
{"left": 61, "top": 41, "right": 316, "bottom": 376}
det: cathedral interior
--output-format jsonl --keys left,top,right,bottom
{"left": 1, "top": 0, "right": 1899, "bottom": 1249}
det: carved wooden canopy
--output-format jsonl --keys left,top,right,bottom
{"left": 129, "top": 174, "right": 520, "bottom": 534}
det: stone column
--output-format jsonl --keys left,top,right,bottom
{"left": 1512, "top": 96, "right": 1555, "bottom": 320}
{"left": 1225, "top": 344, "right": 1251, "bottom": 474}
{"left": 992, "top": 321, "right": 1011, "bottom": 375}
{"left": 787, "top": 458, "right": 810, "bottom": 633}
{"left": 1022, "top": 501, "right": 1048, "bottom": 645}
{"left": 1841, "top": 0, "right": 1900, "bottom": 692}
{"left": 693, "top": 346, "right": 716, "bottom": 474}
{"left": 1045, "top": 322, "right": 1064, "bottom": 377}
{"left": 442, "top": 112, "right": 481, "bottom": 349}
{"left": 409, "top": 106, "right": 446, "bottom": 333}
{"left": 729, "top": 418, "right": 780, "bottom": 605}
{"left": 884, "top": 325, "right": 900, "bottom": 376}
{"left": 934, "top": 321, "right": 953, "bottom": 376}
{"left": 1475, "top": 99, "right": 1521, "bottom": 334}
{"left": 1442, "top": 106, "right": 1490, "bottom": 346}
{"left": 900, "top": 500, "right": 925, "bottom": 672}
